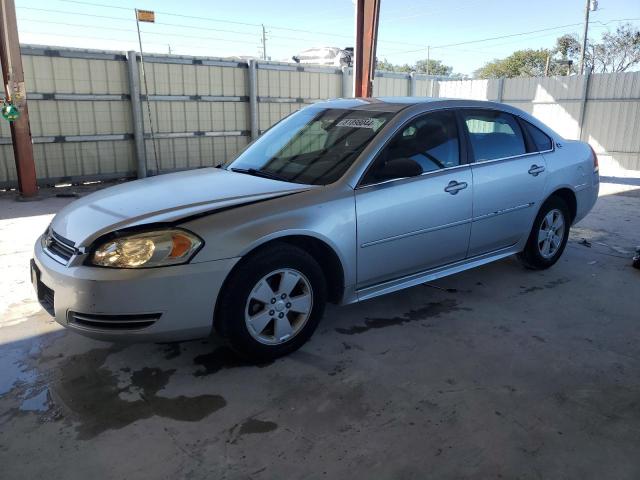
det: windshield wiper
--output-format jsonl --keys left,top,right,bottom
{"left": 230, "top": 167, "right": 289, "bottom": 182}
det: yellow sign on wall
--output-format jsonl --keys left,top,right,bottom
{"left": 136, "top": 9, "right": 155, "bottom": 23}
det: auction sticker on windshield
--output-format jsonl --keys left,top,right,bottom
{"left": 336, "top": 118, "right": 378, "bottom": 129}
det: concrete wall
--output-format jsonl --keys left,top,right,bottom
{"left": 1, "top": 45, "right": 639, "bottom": 188}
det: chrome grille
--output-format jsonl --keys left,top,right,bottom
{"left": 43, "top": 230, "right": 76, "bottom": 264}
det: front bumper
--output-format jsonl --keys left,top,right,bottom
{"left": 32, "top": 237, "right": 240, "bottom": 342}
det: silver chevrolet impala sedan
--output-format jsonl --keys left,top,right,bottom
{"left": 32, "top": 98, "right": 599, "bottom": 360}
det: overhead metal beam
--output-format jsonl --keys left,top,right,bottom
{"left": 353, "top": 0, "right": 380, "bottom": 98}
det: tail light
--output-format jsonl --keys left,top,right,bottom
{"left": 589, "top": 145, "right": 599, "bottom": 173}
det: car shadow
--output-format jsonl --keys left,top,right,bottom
{"left": 600, "top": 175, "right": 640, "bottom": 187}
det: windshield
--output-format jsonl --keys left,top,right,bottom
{"left": 227, "top": 108, "right": 395, "bottom": 185}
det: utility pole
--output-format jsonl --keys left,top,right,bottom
{"left": 544, "top": 54, "right": 550, "bottom": 76}
{"left": 0, "top": 0, "right": 36, "bottom": 196}
{"left": 426, "top": 45, "right": 431, "bottom": 76}
{"left": 261, "top": 24, "right": 267, "bottom": 60}
{"left": 579, "top": 0, "right": 598, "bottom": 75}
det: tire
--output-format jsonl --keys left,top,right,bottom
{"left": 215, "top": 243, "right": 327, "bottom": 361}
{"left": 518, "top": 196, "right": 571, "bottom": 270}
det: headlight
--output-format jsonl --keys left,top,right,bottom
{"left": 90, "top": 229, "right": 202, "bottom": 268}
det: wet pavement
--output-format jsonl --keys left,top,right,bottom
{"left": 1, "top": 174, "right": 639, "bottom": 479}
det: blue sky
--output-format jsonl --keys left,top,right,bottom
{"left": 15, "top": 0, "right": 640, "bottom": 75}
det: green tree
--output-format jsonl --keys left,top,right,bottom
{"left": 375, "top": 58, "right": 412, "bottom": 72}
{"left": 376, "top": 57, "right": 456, "bottom": 76}
{"left": 414, "top": 59, "right": 453, "bottom": 76}
{"left": 474, "top": 49, "right": 553, "bottom": 78}
{"left": 591, "top": 23, "right": 640, "bottom": 72}
{"left": 555, "top": 33, "right": 581, "bottom": 61}
{"left": 477, "top": 25, "right": 640, "bottom": 79}
{"left": 552, "top": 34, "right": 581, "bottom": 74}
{"left": 551, "top": 25, "right": 640, "bottom": 74}
{"left": 376, "top": 58, "right": 396, "bottom": 71}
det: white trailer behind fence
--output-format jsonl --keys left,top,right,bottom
{"left": 0, "top": 45, "right": 638, "bottom": 188}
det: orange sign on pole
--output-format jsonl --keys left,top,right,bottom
{"left": 136, "top": 9, "right": 155, "bottom": 23}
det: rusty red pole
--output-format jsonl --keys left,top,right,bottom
{"left": 353, "top": 0, "right": 380, "bottom": 98}
{"left": 0, "top": 0, "right": 37, "bottom": 196}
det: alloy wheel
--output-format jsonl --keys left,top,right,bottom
{"left": 537, "top": 208, "right": 565, "bottom": 259}
{"left": 244, "top": 268, "right": 313, "bottom": 345}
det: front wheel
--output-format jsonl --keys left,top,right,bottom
{"left": 216, "top": 243, "right": 327, "bottom": 361}
{"left": 518, "top": 196, "right": 571, "bottom": 270}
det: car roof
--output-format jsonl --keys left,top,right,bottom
{"left": 309, "top": 97, "right": 561, "bottom": 140}
{"left": 312, "top": 97, "right": 513, "bottom": 113}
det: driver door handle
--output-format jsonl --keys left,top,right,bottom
{"left": 528, "top": 164, "right": 545, "bottom": 176}
{"left": 444, "top": 180, "right": 468, "bottom": 195}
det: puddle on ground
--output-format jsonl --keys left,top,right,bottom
{"left": 238, "top": 418, "right": 278, "bottom": 435}
{"left": 520, "top": 286, "right": 544, "bottom": 294}
{"left": 193, "top": 346, "right": 273, "bottom": 377}
{"left": 20, "top": 388, "right": 51, "bottom": 412}
{"left": 545, "top": 278, "right": 570, "bottom": 288}
{"left": 0, "top": 348, "right": 38, "bottom": 396}
{"left": 50, "top": 346, "right": 226, "bottom": 440}
{"left": 228, "top": 417, "right": 278, "bottom": 444}
{"left": 335, "top": 299, "right": 470, "bottom": 335}
{"left": 519, "top": 277, "right": 570, "bottom": 295}
{"left": 161, "top": 342, "right": 182, "bottom": 360}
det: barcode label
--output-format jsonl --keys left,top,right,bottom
{"left": 336, "top": 118, "right": 376, "bottom": 129}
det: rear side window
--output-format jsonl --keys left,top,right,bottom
{"left": 522, "top": 121, "right": 553, "bottom": 152}
{"left": 462, "top": 110, "right": 526, "bottom": 161}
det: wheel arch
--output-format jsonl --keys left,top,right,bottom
{"left": 213, "top": 233, "right": 347, "bottom": 336}
{"left": 273, "top": 235, "right": 346, "bottom": 304}
{"left": 544, "top": 187, "right": 577, "bottom": 224}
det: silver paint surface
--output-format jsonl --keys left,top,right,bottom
{"left": 33, "top": 97, "right": 599, "bottom": 341}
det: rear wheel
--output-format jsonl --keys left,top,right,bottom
{"left": 518, "top": 196, "right": 571, "bottom": 270}
{"left": 216, "top": 243, "right": 326, "bottom": 361}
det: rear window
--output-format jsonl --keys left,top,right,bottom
{"left": 463, "top": 110, "right": 526, "bottom": 161}
{"left": 523, "top": 121, "right": 553, "bottom": 152}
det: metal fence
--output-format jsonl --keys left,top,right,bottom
{"left": 437, "top": 74, "right": 640, "bottom": 170}
{"left": 1, "top": 45, "right": 638, "bottom": 188}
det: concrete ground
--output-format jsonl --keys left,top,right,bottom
{"left": 1, "top": 171, "right": 639, "bottom": 480}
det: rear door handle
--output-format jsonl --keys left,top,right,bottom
{"left": 528, "top": 164, "right": 545, "bottom": 176}
{"left": 444, "top": 180, "right": 468, "bottom": 195}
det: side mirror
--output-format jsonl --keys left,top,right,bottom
{"left": 375, "top": 157, "right": 422, "bottom": 181}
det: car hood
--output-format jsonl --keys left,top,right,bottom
{"left": 51, "top": 168, "right": 312, "bottom": 246}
